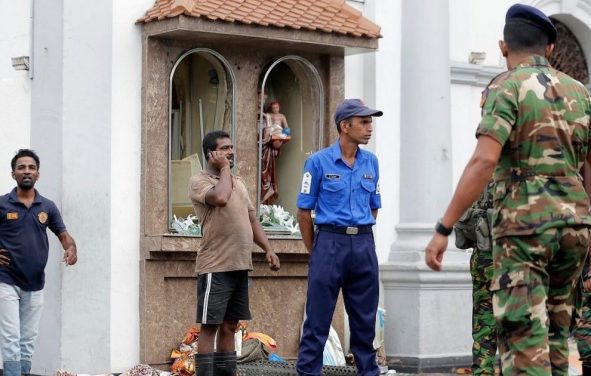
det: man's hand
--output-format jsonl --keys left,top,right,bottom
{"left": 425, "top": 233, "right": 448, "bottom": 271}
{"left": 63, "top": 248, "right": 77, "bottom": 265}
{"left": 266, "top": 251, "right": 280, "bottom": 271}
{"left": 58, "top": 231, "right": 77, "bottom": 266}
{"left": 584, "top": 276, "right": 591, "bottom": 292}
{"left": 208, "top": 150, "right": 230, "bottom": 171}
{"left": 0, "top": 249, "right": 10, "bottom": 266}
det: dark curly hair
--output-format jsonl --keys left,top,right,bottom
{"left": 11, "top": 149, "right": 40, "bottom": 172}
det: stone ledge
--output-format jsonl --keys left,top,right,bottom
{"left": 142, "top": 234, "right": 309, "bottom": 259}
{"left": 388, "top": 355, "right": 471, "bottom": 374}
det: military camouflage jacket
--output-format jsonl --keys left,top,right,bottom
{"left": 476, "top": 55, "right": 591, "bottom": 238}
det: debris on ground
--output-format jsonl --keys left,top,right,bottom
{"left": 56, "top": 364, "right": 164, "bottom": 376}
{"left": 122, "top": 364, "right": 162, "bottom": 376}
{"left": 169, "top": 322, "right": 281, "bottom": 375}
{"left": 170, "top": 324, "right": 199, "bottom": 376}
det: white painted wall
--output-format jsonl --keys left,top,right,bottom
{"left": 345, "top": 0, "right": 400, "bottom": 264}
{"left": 448, "top": 0, "right": 510, "bottom": 184}
{"left": 449, "top": 0, "right": 513, "bottom": 67}
{"left": 31, "top": 0, "right": 146, "bottom": 371}
{"left": 109, "top": 0, "right": 150, "bottom": 371}
{"left": 450, "top": 83, "right": 483, "bottom": 186}
{"left": 0, "top": 0, "right": 31, "bottom": 194}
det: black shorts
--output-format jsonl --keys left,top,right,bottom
{"left": 196, "top": 270, "right": 251, "bottom": 325}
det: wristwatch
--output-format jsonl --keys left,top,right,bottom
{"left": 435, "top": 219, "right": 453, "bottom": 236}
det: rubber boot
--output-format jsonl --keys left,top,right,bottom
{"left": 195, "top": 353, "right": 214, "bottom": 376}
{"left": 213, "top": 352, "right": 237, "bottom": 376}
{"left": 21, "top": 360, "right": 32, "bottom": 376}
{"left": 3, "top": 361, "right": 21, "bottom": 376}
{"left": 583, "top": 360, "right": 591, "bottom": 376}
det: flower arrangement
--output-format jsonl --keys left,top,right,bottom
{"left": 171, "top": 214, "right": 201, "bottom": 236}
{"left": 259, "top": 205, "right": 300, "bottom": 235}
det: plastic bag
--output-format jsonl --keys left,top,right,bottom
{"left": 323, "top": 326, "right": 346, "bottom": 366}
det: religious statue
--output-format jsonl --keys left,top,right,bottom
{"left": 260, "top": 100, "right": 291, "bottom": 205}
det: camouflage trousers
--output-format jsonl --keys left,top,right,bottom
{"left": 491, "top": 226, "right": 589, "bottom": 376}
{"left": 574, "top": 282, "right": 591, "bottom": 360}
{"left": 470, "top": 246, "right": 498, "bottom": 375}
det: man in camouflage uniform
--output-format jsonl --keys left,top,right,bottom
{"left": 425, "top": 4, "right": 591, "bottom": 375}
{"left": 455, "top": 187, "right": 498, "bottom": 375}
{"left": 575, "top": 268, "right": 591, "bottom": 376}
{"left": 470, "top": 243, "right": 497, "bottom": 376}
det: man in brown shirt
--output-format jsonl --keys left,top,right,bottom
{"left": 189, "top": 130, "right": 280, "bottom": 376}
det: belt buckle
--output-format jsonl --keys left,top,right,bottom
{"left": 346, "top": 226, "right": 358, "bottom": 235}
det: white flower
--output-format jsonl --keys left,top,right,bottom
{"left": 171, "top": 215, "right": 201, "bottom": 236}
{"left": 259, "top": 205, "right": 300, "bottom": 235}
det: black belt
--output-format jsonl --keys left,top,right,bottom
{"left": 317, "top": 224, "right": 373, "bottom": 235}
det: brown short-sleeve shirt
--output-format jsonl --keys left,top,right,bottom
{"left": 189, "top": 170, "right": 255, "bottom": 274}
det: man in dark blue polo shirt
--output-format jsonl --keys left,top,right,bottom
{"left": 296, "top": 99, "right": 383, "bottom": 376}
{"left": 0, "top": 149, "right": 77, "bottom": 376}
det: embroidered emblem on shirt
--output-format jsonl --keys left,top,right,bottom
{"left": 7, "top": 212, "right": 18, "bottom": 220}
{"left": 301, "top": 172, "right": 312, "bottom": 194}
{"left": 38, "top": 212, "right": 48, "bottom": 224}
{"left": 363, "top": 174, "right": 374, "bottom": 180}
{"left": 325, "top": 173, "right": 341, "bottom": 180}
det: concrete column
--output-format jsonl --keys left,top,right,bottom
{"left": 380, "top": 0, "right": 471, "bottom": 372}
{"left": 30, "top": 0, "right": 64, "bottom": 373}
{"left": 58, "top": 0, "right": 113, "bottom": 372}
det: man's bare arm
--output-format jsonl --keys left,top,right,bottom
{"left": 297, "top": 209, "right": 315, "bottom": 252}
{"left": 58, "top": 231, "right": 77, "bottom": 265}
{"left": 249, "top": 210, "right": 280, "bottom": 271}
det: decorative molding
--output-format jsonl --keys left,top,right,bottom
{"left": 380, "top": 262, "right": 471, "bottom": 291}
{"left": 450, "top": 61, "right": 504, "bottom": 87}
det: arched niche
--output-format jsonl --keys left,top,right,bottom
{"left": 168, "top": 48, "right": 236, "bottom": 224}
{"left": 257, "top": 56, "right": 324, "bottom": 219}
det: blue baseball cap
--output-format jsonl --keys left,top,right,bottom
{"left": 334, "top": 99, "right": 383, "bottom": 126}
{"left": 505, "top": 4, "right": 556, "bottom": 43}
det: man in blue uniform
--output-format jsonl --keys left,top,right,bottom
{"left": 296, "top": 99, "right": 383, "bottom": 376}
{"left": 0, "top": 149, "right": 77, "bottom": 376}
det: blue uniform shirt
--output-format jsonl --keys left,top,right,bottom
{"left": 297, "top": 141, "right": 381, "bottom": 226}
{"left": 0, "top": 188, "right": 66, "bottom": 291}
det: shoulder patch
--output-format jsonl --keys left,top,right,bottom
{"left": 301, "top": 172, "right": 312, "bottom": 194}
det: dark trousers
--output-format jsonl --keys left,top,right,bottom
{"left": 296, "top": 230, "right": 379, "bottom": 376}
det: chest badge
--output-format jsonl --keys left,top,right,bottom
{"left": 325, "top": 173, "right": 341, "bottom": 180}
{"left": 7, "top": 212, "right": 18, "bottom": 220}
{"left": 38, "top": 212, "right": 48, "bottom": 224}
